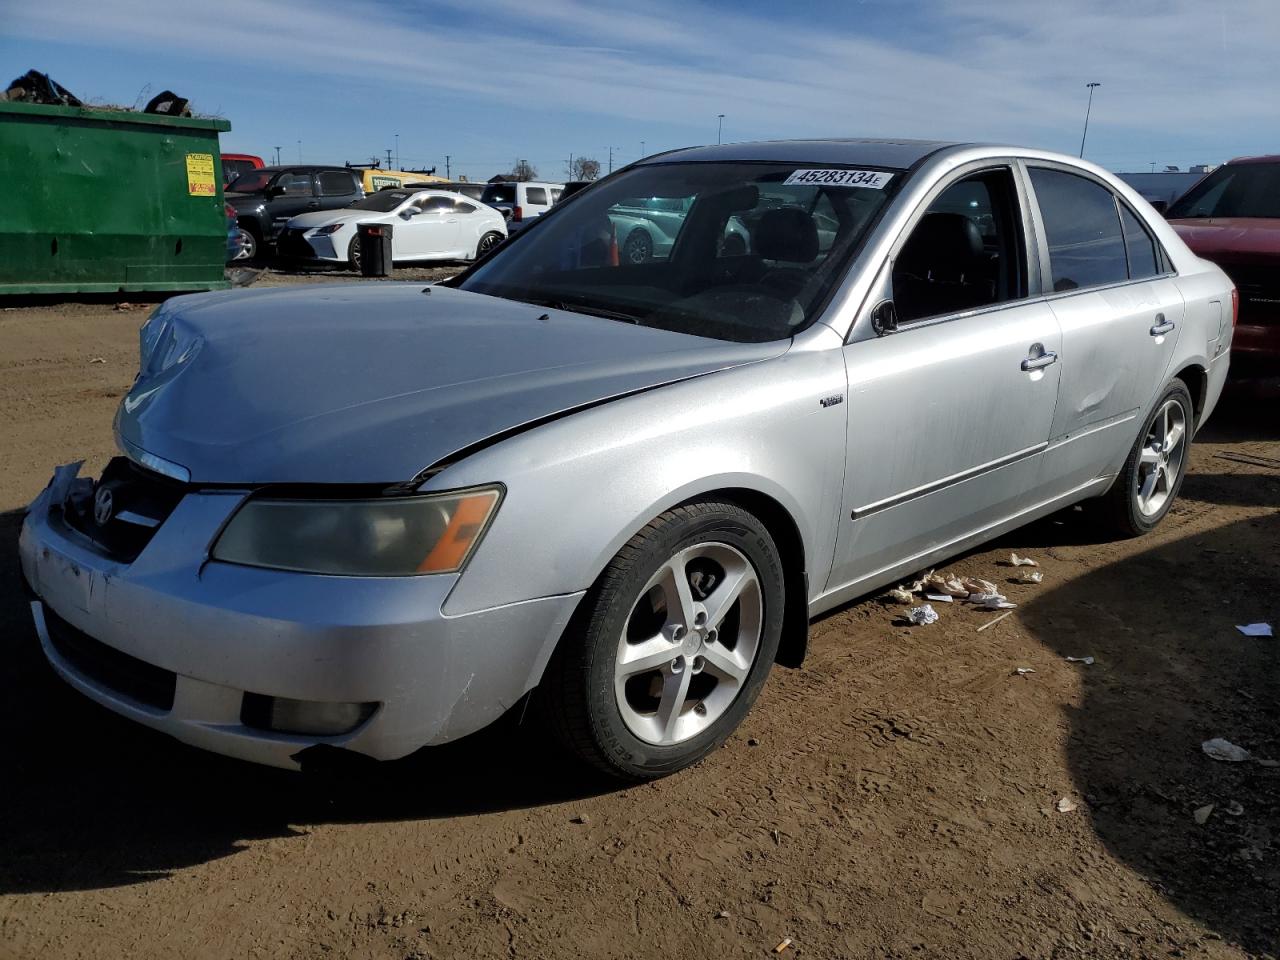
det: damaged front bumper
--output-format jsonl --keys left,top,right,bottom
{"left": 17, "top": 465, "right": 582, "bottom": 770}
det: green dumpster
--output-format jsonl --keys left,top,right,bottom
{"left": 0, "top": 101, "right": 231, "bottom": 294}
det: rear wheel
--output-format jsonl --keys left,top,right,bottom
{"left": 235, "top": 226, "right": 258, "bottom": 261}
{"left": 474, "top": 231, "right": 503, "bottom": 260}
{"left": 346, "top": 236, "right": 362, "bottom": 272}
{"left": 1103, "top": 379, "right": 1193, "bottom": 536}
{"left": 544, "top": 501, "right": 784, "bottom": 781}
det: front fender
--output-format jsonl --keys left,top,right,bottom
{"left": 428, "top": 346, "right": 849, "bottom": 618}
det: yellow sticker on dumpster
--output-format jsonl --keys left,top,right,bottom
{"left": 185, "top": 153, "right": 216, "bottom": 196}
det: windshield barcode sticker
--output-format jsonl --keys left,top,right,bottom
{"left": 783, "top": 169, "right": 893, "bottom": 189}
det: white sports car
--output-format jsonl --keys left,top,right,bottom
{"left": 278, "top": 189, "right": 507, "bottom": 268}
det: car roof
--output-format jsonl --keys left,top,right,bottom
{"left": 644, "top": 138, "right": 961, "bottom": 169}
{"left": 1224, "top": 154, "right": 1280, "bottom": 166}
{"left": 254, "top": 165, "right": 353, "bottom": 173}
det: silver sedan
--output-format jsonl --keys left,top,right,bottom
{"left": 19, "top": 139, "right": 1234, "bottom": 779}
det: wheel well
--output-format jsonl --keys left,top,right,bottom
{"left": 1173, "top": 364, "right": 1207, "bottom": 426}
{"left": 236, "top": 217, "right": 262, "bottom": 238}
{"left": 712, "top": 488, "right": 809, "bottom": 669}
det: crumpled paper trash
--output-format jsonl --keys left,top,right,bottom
{"left": 1013, "top": 571, "right": 1044, "bottom": 584}
{"left": 1202, "top": 738, "right": 1251, "bottom": 763}
{"left": 1004, "top": 553, "right": 1039, "bottom": 567}
{"left": 905, "top": 604, "right": 939, "bottom": 626}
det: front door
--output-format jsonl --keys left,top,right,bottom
{"left": 395, "top": 196, "right": 460, "bottom": 260}
{"left": 826, "top": 165, "right": 1063, "bottom": 595}
{"left": 266, "top": 171, "right": 321, "bottom": 238}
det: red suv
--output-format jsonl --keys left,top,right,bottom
{"left": 222, "top": 153, "right": 264, "bottom": 188}
{"left": 1167, "top": 156, "right": 1280, "bottom": 384}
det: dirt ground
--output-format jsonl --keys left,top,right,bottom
{"left": 0, "top": 271, "right": 1276, "bottom": 960}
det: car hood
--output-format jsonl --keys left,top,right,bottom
{"left": 1169, "top": 217, "right": 1280, "bottom": 261}
{"left": 285, "top": 210, "right": 374, "bottom": 230}
{"left": 116, "top": 283, "right": 785, "bottom": 484}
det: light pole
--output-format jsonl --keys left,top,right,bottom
{"left": 608, "top": 145, "right": 615, "bottom": 173}
{"left": 395, "top": 133, "right": 399, "bottom": 170}
{"left": 640, "top": 139, "right": 646, "bottom": 157}
{"left": 717, "top": 114, "right": 725, "bottom": 144}
{"left": 296, "top": 139, "right": 302, "bottom": 163}
{"left": 273, "top": 145, "right": 281, "bottom": 165}
{"left": 1078, "top": 82, "right": 1101, "bottom": 158}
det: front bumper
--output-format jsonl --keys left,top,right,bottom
{"left": 17, "top": 477, "right": 582, "bottom": 770}
{"left": 275, "top": 228, "right": 343, "bottom": 263}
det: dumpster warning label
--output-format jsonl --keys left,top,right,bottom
{"left": 185, "top": 153, "right": 216, "bottom": 196}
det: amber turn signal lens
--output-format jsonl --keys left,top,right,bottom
{"left": 417, "top": 490, "right": 501, "bottom": 573}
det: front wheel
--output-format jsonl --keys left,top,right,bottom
{"left": 235, "top": 227, "right": 257, "bottom": 261}
{"left": 1102, "top": 379, "right": 1193, "bottom": 536}
{"left": 544, "top": 501, "right": 784, "bottom": 781}
{"left": 346, "top": 236, "right": 362, "bottom": 272}
{"left": 622, "top": 228, "right": 652, "bottom": 264}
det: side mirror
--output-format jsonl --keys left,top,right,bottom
{"left": 401, "top": 207, "right": 421, "bottom": 219}
{"left": 870, "top": 299, "right": 898, "bottom": 336}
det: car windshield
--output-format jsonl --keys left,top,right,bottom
{"left": 481, "top": 184, "right": 516, "bottom": 205}
{"left": 1167, "top": 163, "right": 1280, "bottom": 219}
{"left": 456, "top": 161, "right": 900, "bottom": 343}
{"left": 226, "top": 170, "right": 275, "bottom": 193}
{"left": 349, "top": 190, "right": 416, "bottom": 212}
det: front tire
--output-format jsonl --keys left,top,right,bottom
{"left": 622, "top": 228, "right": 652, "bottom": 264}
{"left": 545, "top": 501, "right": 785, "bottom": 781}
{"left": 346, "top": 236, "right": 362, "bottom": 272}
{"left": 1103, "top": 379, "right": 1193, "bottom": 536}
{"left": 235, "top": 226, "right": 257, "bottom": 262}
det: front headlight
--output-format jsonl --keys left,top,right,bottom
{"left": 311, "top": 223, "right": 344, "bottom": 236}
{"left": 211, "top": 487, "right": 502, "bottom": 576}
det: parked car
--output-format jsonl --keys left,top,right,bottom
{"left": 1116, "top": 171, "right": 1205, "bottom": 213}
{"left": 1165, "top": 155, "right": 1279, "bottom": 382}
{"left": 421, "top": 181, "right": 487, "bottom": 202}
{"left": 351, "top": 168, "right": 447, "bottom": 194}
{"left": 278, "top": 188, "right": 507, "bottom": 268}
{"left": 221, "top": 153, "right": 263, "bottom": 188}
{"left": 20, "top": 139, "right": 1232, "bottom": 781}
{"left": 480, "top": 180, "right": 564, "bottom": 231}
{"left": 224, "top": 202, "right": 246, "bottom": 262}
{"left": 225, "top": 165, "right": 365, "bottom": 259}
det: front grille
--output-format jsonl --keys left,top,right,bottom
{"left": 43, "top": 606, "right": 176, "bottom": 711}
{"left": 62, "top": 457, "right": 186, "bottom": 563}
{"left": 1220, "top": 264, "right": 1280, "bottom": 324}
{"left": 276, "top": 229, "right": 316, "bottom": 259}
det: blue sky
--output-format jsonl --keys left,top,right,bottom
{"left": 5, "top": 0, "right": 1278, "bottom": 181}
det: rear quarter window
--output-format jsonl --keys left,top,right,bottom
{"left": 524, "top": 187, "right": 548, "bottom": 205}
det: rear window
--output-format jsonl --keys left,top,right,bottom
{"left": 222, "top": 158, "right": 257, "bottom": 185}
{"left": 1167, "top": 162, "right": 1280, "bottom": 219}
{"left": 525, "top": 187, "right": 548, "bottom": 205}
{"left": 481, "top": 184, "right": 516, "bottom": 205}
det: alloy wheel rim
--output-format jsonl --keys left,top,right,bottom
{"left": 478, "top": 234, "right": 498, "bottom": 256}
{"left": 625, "top": 235, "right": 650, "bottom": 263}
{"left": 1135, "top": 398, "right": 1187, "bottom": 517}
{"left": 614, "top": 542, "right": 763, "bottom": 746}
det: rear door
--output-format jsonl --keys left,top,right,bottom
{"left": 265, "top": 171, "right": 321, "bottom": 238}
{"left": 827, "top": 163, "right": 1063, "bottom": 593}
{"left": 1025, "top": 165, "right": 1185, "bottom": 494}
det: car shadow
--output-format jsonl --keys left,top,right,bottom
{"left": 0, "top": 508, "right": 615, "bottom": 895}
{"left": 1015, "top": 509, "right": 1279, "bottom": 955}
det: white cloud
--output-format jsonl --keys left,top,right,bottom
{"left": 8, "top": 0, "right": 1279, "bottom": 165}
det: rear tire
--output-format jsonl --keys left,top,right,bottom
{"left": 544, "top": 500, "right": 784, "bottom": 781}
{"left": 235, "top": 226, "right": 258, "bottom": 262}
{"left": 347, "top": 236, "right": 362, "bottom": 272}
{"left": 474, "top": 231, "right": 503, "bottom": 260}
{"left": 622, "top": 229, "right": 652, "bottom": 264}
{"left": 1102, "top": 379, "right": 1193, "bottom": 536}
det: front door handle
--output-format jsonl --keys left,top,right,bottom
{"left": 1150, "top": 313, "right": 1176, "bottom": 336}
{"left": 306, "top": 201, "right": 320, "bottom": 209}
{"left": 1021, "top": 350, "right": 1059, "bottom": 372}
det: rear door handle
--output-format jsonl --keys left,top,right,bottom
{"left": 1150, "top": 313, "right": 1176, "bottom": 336}
{"left": 1021, "top": 350, "right": 1059, "bottom": 372}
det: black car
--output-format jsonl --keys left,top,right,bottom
{"left": 225, "top": 166, "right": 364, "bottom": 260}
{"left": 413, "top": 181, "right": 487, "bottom": 202}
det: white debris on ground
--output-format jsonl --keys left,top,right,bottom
{"left": 1013, "top": 667, "right": 1036, "bottom": 676}
{"left": 1003, "top": 553, "right": 1039, "bottom": 567}
{"left": 1194, "top": 804, "right": 1215, "bottom": 825}
{"left": 1056, "top": 797, "right": 1078, "bottom": 813}
{"left": 1065, "top": 656, "right": 1095, "bottom": 665}
{"left": 906, "top": 604, "right": 940, "bottom": 626}
{"left": 1012, "top": 571, "right": 1044, "bottom": 584}
{"left": 1236, "top": 622, "right": 1273, "bottom": 637}
{"left": 1202, "top": 738, "right": 1252, "bottom": 763}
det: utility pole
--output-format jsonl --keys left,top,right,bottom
{"left": 568, "top": 153, "right": 573, "bottom": 179}
{"left": 296, "top": 140, "right": 302, "bottom": 163}
{"left": 1150, "top": 161, "right": 1156, "bottom": 173}
{"left": 608, "top": 145, "right": 614, "bottom": 173}
{"left": 394, "top": 133, "right": 399, "bottom": 171}
{"left": 274, "top": 145, "right": 281, "bottom": 165}
{"left": 445, "top": 155, "right": 451, "bottom": 178}
{"left": 717, "top": 114, "right": 725, "bottom": 144}
{"left": 385, "top": 148, "right": 393, "bottom": 169}
{"left": 1078, "top": 82, "right": 1101, "bottom": 158}
{"left": 640, "top": 140, "right": 645, "bottom": 157}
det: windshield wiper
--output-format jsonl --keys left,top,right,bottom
{"left": 518, "top": 297, "right": 641, "bottom": 324}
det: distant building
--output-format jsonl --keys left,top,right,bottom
{"left": 1115, "top": 170, "right": 1212, "bottom": 210}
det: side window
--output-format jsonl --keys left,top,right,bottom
{"left": 454, "top": 201, "right": 476, "bottom": 214}
{"left": 1119, "top": 202, "right": 1161, "bottom": 280}
{"left": 277, "top": 173, "right": 313, "bottom": 197}
{"left": 550, "top": 188, "right": 563, "bottom": 203}
{"left": 318, "top": 172, "right": 356, "bottom": 197}
{"left": 417, "top": 196, "right": 453, "bottom": 212}
{"left": 892, "top": 168, "right": 1025, "bottom": 324}
{"left": 1029, "top": 168, "right": 1128, "bottom": 292}
{"left": 525, "top": 187, "right": 548, "bottom": 206}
